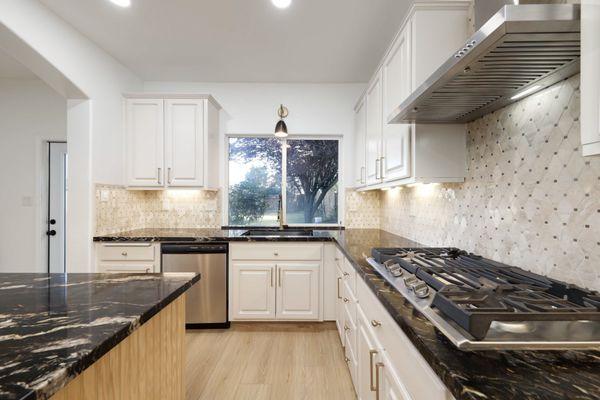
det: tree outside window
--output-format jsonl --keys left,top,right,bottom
{"left": 228, "top": 137, "right": 339, "bottom": 226}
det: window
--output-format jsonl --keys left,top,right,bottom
{"left": 228, "top": 137, "right": 340, "bottom": 226}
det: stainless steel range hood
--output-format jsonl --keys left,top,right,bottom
{"left": 388, "top": 3, "right": 581, "bottom": 124}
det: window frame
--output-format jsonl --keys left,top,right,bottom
{"left": 223, "top": 133, "right": 344, "bottom": 228}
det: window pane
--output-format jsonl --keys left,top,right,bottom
{"left": 286, "top": 140, "right": 339, "bottom": 224}
{"left": 228, "top": 137, "right": 282, "bottom": 226}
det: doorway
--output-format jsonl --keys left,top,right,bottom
{"left": 47, "top": 142, "right": 67, "bottom": 273}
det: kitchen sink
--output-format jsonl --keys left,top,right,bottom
{"left": 242, "top": 229, "right": 314, "bottom": 237}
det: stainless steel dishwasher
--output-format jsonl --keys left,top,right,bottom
{"left": 161, "top": 243, "right": 229, "bottom": 329}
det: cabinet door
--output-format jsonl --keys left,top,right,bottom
{"left": 357, "top": 306, "right": 381, "bottom": 400}
{"left": 276, "top": 263, "right": 320, "bottom": 320}
{"left": 231, "top": 263, "right": 276, "bottom": 320}
{"left": 125, "top": 99, "right": 165, "bottom": 187}
{"left": 165, "top": 99, "right": 205, "bottom": 187}
{"left": 335, "top": 265, "right": 345, "bottom": 343}
{"left": 365, "top": 70, "right": 383, "bottom": 185}
{"left": 382, "top": 25, "right": 411, "bottom": 182}
{"left": 354, "top": 97, "right": 367, "bottom": 187}
{"left": 380, "top": 352, "right": 411, "bottom": 400}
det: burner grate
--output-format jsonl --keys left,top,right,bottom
{"left": 371, "top": 247, "right": 600, "bottom": 340}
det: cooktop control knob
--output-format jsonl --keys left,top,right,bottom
{"left": 404, "top": 276, "right": 418, "bottom": 288}
{"left": 413, "top": 282, "right": 430, "bottom": 299}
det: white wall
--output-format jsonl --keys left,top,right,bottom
{"left": 0, "top": 78, "right": 66, "bottom": 272}
{"left": 143, "top": 82, "right": 365, "bottom": 186}
{"left": 0, "top": 0, "right": 143, "bottom": 271}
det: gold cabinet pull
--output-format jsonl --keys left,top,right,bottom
{"left": 375, "top": 362, "right": 384, "bottom": 400}
{"left": 278, "top": 266, "right": 282, "bottom": 287}
{"left": 343, "top": 298, "right": 349, "bottom": 303}
{"left": 270, "top": 267, "right": 274, "bottom": 287}
{"left": 337, "top": 277, "right": 342, "bottom": 299}
{"left": 369, "top": 349, "right": 378, "bottom": 391}
{"left": 371, "top": 320, "right": 381, "bottom": 327}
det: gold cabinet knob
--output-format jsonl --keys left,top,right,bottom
{"left": 371, "top": 320, "right": 382, "bottom": 327}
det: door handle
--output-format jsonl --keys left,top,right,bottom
{"left": 369, "top": 349, "right": 378, "bottom": 391}
{"left": 167, "top": 167, "right": 172, "bottom": 184}
{"left": 337, "top": 277, "right": 342, "bottom": 299}
{"left": 46, "top": 230, "right": 57, "bottom": 236}
{"left": 278, "top": 266, "right": 282, "bottom": 287}
{"left": 157, "top": 167, "right": 162, "bottom": 185}
{"left": 375, "top": 158, "right": 380, "bottom": 180}
{"left": 270, "top": 267, "right": 274, "bottom": 287}
{"left": 380, "top": 156, "right": 386, "bottom": 179}
{"left": 361, "top": 166, "right": 366, "bottom": 184}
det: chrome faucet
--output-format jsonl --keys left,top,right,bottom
{"left": 277, "top": 194, "right": 285, "bottom": 230}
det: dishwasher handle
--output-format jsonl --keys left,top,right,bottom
{"left": 161, "top": 243, "right": 228, "bottom": 254}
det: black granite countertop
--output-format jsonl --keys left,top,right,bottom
{"left": 93, "top": 228, "right": 600, "bottom": 400}
{"left": 0, "top": 273, "right": 199, "bottom": 400}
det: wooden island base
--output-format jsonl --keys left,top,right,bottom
{"left": 51, "top": 296, "right": 185, "bottom": 400}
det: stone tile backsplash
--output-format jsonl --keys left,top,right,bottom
{"left": 381, "top": 74, "right": 600, "bottom": 291}
{"left": 95, "top": 186, "right": 221, "bottom": 235}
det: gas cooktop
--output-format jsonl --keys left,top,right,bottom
{"left": 368, "top": 247, "right": 600, "bottom": 350}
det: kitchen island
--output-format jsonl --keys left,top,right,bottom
{"left": 0, "top": 272, "right": 199, "bottom": 400}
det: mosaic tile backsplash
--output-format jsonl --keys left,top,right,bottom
{"left": 95, "top": 186, "right": 221, "bottom": 235}
{"left": 95, "top": 187, "right": 379, "bottom": 235}
{"left": 381, "top": 74, "right": 600, "bottom": 291}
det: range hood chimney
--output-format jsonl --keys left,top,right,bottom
{"left": 388, "top": 1, "right": 580, "bottom": 124}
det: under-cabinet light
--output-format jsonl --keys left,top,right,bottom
{"left": 109, "top": 0, "right": 131, "bottom": 7}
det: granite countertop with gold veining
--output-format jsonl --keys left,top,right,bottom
{"left": 93, "top": 228, "right": 600, "bottom": 400}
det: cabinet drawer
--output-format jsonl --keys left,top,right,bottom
{"left": 357, "top": 278, "right": 448, "bottom": 400}
{"left": 342, "top": 258, "right": 357, "bottom": 296}
{"left": 343, "top": 303, "right": 357, "bottom": 356}
{"left": 230, "top": 243, "right": 322, "bottom": 261}
{"left": 343, "top": 280, "right": 357, "bottom": 327}
{"left": 97, "top": 243, "right": 156, "bottom": 261}
{"left": 97, "top": 263, "right": 156, "bottom": 273}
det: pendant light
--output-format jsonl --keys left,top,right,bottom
{"left": 274, "top": 104, "right": 289, "bottom": 138}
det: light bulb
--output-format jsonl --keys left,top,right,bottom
{"left": 272, "top": 0, "right": 292, "bottom": 9}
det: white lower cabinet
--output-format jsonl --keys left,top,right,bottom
{"left": 94, "top": 243, "right": 160, "bottom": 273}
{"left": 231, "top": 263, "right": 276, "bottom": 320}
{"left": 335, "top": 264, "right": 346, "bottom": 343}
{"left": 380, "top": 351, "right": 412, "bottom": 400}
{"left": 357, "top": 305, "right": 382, "bottom": 400}
{"left": 333, "top": 253, "right": 455, "bottom": 400}
{"left": 276, "top": 263, "right": 320, "bottom": 320}
{"left": 229, "top": 243, "right": 322, "bottom": 321}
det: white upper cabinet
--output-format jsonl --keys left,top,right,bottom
{"left": 124, "top": 94, "right": 221, "bottom": 189}
{"left": 125, "top": 99, "right": 165, "bottom": 187}
{"left": 353, "top": 1, "right": 470, "bottom": 190}
{"left": 581, "top": 0, "right": 600, "bottom": 156}
{"left": 382, "top": 22, "right": 412, "bottom": 182}
{"left": 365, "top": 70, "right": 383, "bottom": 186}
{"left": 354, "top": 98, "right": 367, "bottom": 187}
{"left": 165, "top": 99, "right": 204, "bottom": 187}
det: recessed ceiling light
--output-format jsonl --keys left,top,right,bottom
{"left": 109, "top": 0, "right": 131, "bottom": 7}
{"left": 272, "top": 0, "right": 292, "bottom": 9}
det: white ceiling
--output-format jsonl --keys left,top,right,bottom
{"left": 0, "top": 48, "right": 37, "bottom": 79}
{"left": 39, "top": 0, "right": 412, "bottom": 83}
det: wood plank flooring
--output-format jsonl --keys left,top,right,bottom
{"left": 185, "top": 322, "right": 357, "bottom": 400}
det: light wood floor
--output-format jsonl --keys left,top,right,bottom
{"left": 185, "top": 322, "right": 357, "bottom": 400}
